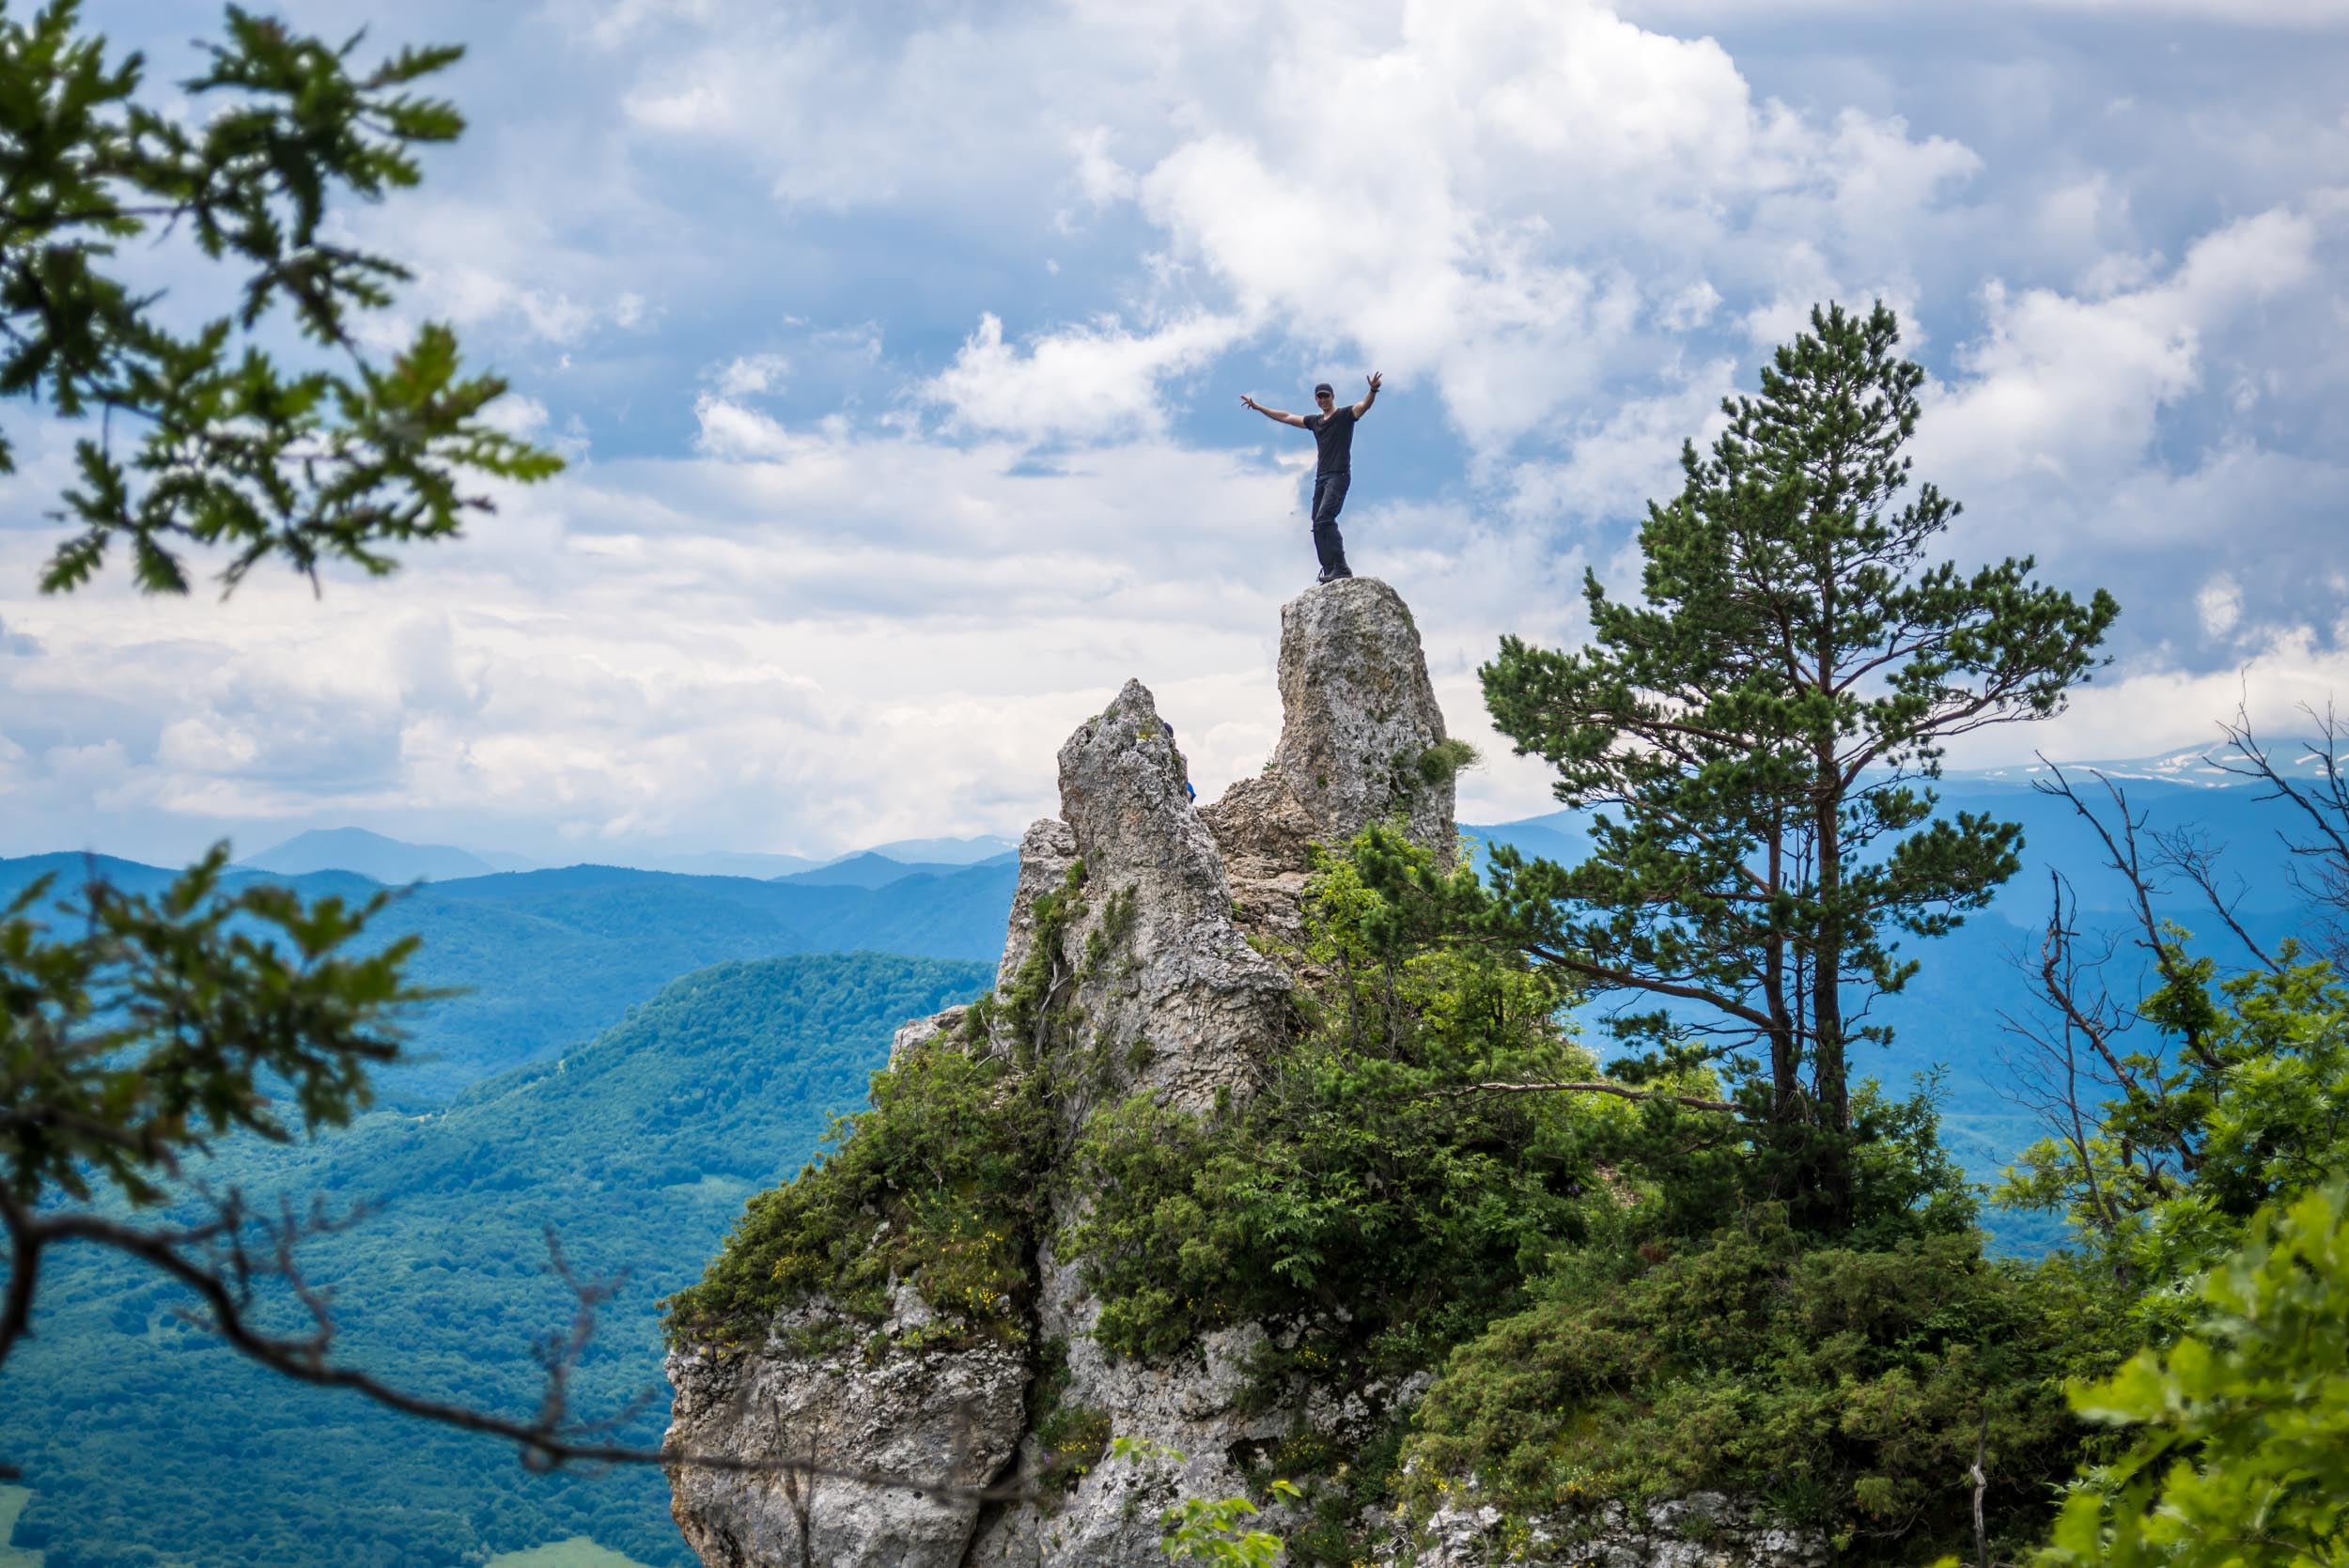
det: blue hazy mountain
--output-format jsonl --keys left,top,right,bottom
{"left": 861, "top": 833, "right": 1020, "bottom": 864}
{"left": 225, "top": 826, "right": 1012, "bottom": 885}
{"left": 0, "top": 953, "right": 987, "bottom": 1568}
{"left": 1468, "top": 758, "right": 2315, "bottom": 924}
{"left": 238, "top": 826, "right": 498, "bottom": 882}
{"left": 778, "top": 849, "right": 1011, "bottom": 888}
{"left": 0, "top": 853, "right": 1018, "bottom": 1107}
{"left": 621, "top": 848, "right": 823, "bottom": 878}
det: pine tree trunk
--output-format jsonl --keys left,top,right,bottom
{"left": 1765, "top": 828, "right": 1802, "bottom": 1130}
{"left": 1812, "top": 761, "right": 1852, "bottom": 1231}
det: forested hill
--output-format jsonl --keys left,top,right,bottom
{"left": 0, "top": 854, "right": 1018, "bottom": 1105}
{"left": 0, "top": 952, "right": 989, "bottom": 1568}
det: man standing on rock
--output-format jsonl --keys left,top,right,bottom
{"left": 1241, "top": 372, "right": 1381, "bottom": 584}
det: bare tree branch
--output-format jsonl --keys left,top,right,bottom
{"left": 0, "top": 1194, "right": 1039, "bottom": 1505}
{"left": 1432, "top": 1079, "right": 1744, "bottom": 1115}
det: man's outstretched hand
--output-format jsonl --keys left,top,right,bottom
{"left": 1367, "top": 372, "right": 1383, "bottom": 394}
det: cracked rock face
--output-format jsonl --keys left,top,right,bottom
{"left": 1388, "top": 1492, "right": 1830, "bottom": 1568}
{"left": 664, "top": 1297, "right": 1026, "bottom": 1568}
{"left": 1043, "top": 677, "right": 1294, "bottom": 1116}
{"left": 954, "top": 679, "right": 1302, "bottom": 1563}
{"left": 1204, "top": 576, "right": 1455, "bottom": 949}
{"left": 995, "top": 817, "right": 1078, "bottom": 996}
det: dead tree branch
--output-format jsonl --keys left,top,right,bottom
{"left": 1433, "top": 1079, "right": 1744, "bottom": 1115}
{"left": 0, "top": 1190, "right": 1037, "bottom": 1504}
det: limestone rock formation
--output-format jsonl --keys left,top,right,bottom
{"left": 1392, "top": 1492, "right": 1830, "bottom": 1568}
{"left": 671, "top": 579, "right": 1809, "bottom": 1568}
{"left": 665, "top": 1296, "right": 1026, "bottom": 1567}
{"left": 1204, "top": 575, "right": 1455, "bottom": 948}
{"left": 1042, "top": 676, "right": 1294, "bottom": 1116}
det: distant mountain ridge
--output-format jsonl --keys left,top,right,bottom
{"left": 1465, "top": 756, "right": 2321, "bottom": 923}
{"left": 777, "top": 849, "right": 1017, "bottom": 889}
{"left": 225, "top": 828, "right": 1018, "bottom": 886}
{"left": 239, "top": 826, "right": 497, "bottom": 882}
{"left": 193, "top": 748, "right": 2321, "bottom": 891}
{"left": 0, "top": 851, "right": 1019, "bottom": 1107}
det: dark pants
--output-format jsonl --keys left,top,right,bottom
{"left": 1310, "top": 471, "right": 1351, "bottom": 577}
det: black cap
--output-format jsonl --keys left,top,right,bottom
{"left": 1313, "top": 382, "right": 1333, "bottom": 396}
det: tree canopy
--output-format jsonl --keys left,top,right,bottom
{"left": 1478, "top": 301, "right": 2119, "bottom": 1226}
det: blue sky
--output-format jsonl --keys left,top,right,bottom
{"left": 2, "top": 0, "right": 2347, "bottom": 865}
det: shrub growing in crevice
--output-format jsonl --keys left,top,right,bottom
{"left": 662, "top": 1032, "right": 1051, "bottom": 1346}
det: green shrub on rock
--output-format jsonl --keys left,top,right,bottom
{"left": 662, "top": 1027, "right": 1050, "bottom": 1345}
{"left": 1060, "top": 843, "right": 1623, "bottom": 1370}
{"left": 1404, "top": 1204, "right": 2097, "bottom": 1560}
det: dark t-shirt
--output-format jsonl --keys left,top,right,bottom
{"left": 1302, "top": 406, "right": 1357, "bottom": 474}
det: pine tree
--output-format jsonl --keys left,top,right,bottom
{"left": 1481, "top": 302, "right": 2119, "bottom": 1229}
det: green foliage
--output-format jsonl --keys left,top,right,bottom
{"left": 0, "top": 0, "right": 561, "bottom": 594}
{"left": 1477, "top": 301, "right": 2117, "bottom": 1228}
{"left": 1416, "top": 737, "right": 1480, "bottom": 788}
{"left": 1159, "top": 1490, "right": 1299, "bottom": 1566}
{"left": 1034, "top": 1395, "right": 1114, "bottom": 1496}
{"left": 1061, "top": 838, "right": 1613, "bottom": 1369}
{"left": 1405, "top": 1205, "right": 2095, "bottom": 1559}
{"left": 997, "top": 860, "right": 1087, "bottom": 1060}
{"left": 0, "top": 844, "right": 420, "bottom": 1206}
{"left": 2030, "top": 1178, "right": 2349, "bottom": 1568}
{"left": 0, "top": 952, "right": 984, "bottom": 1568}
{"left": 1110, "top": 1439, "right": 1300, "bottom": 1566}
{"left": 1999, "top": 940, "right": 2349, "bottom": 1320}
{"left": 663, "top": 1000, "right": 1050, "bottom": 1344}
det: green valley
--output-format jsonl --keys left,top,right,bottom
{"left": 0, "top": 954, "right": 988, "bottom": 1568}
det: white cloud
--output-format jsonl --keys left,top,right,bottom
{"left": 1923, "top": 205, "right": 2323, "bottom": 486}
{"left": 1070, "top": 128, "right": 1137, "bottom": 208}
{"left": 1617, "top": 0, "right": 2349, "bottom": 23}
{"left": 711, "top": 353, "right": 791, "bottom": 396}
{"left": 568, "top": 0, "right": 1984, "bottom": 458}
{"left": 1116, "top": 3, "right": 1980, "bottom": 453}
{"left": 1503, "top": 363, "right": 1737, "bottom": 526}
{"left": 2197, "top": 573, "right": 2244, "bottom": 638}
{"left": 1941, "top": 624, "right": 2349, "bottom": 774}
{"left": 2021, "top": 0, "right": 2349, "bottom": 24}
{"left": 0, "top": 405, "right": 1597, "bottom": 861}
{"left": 920, "top": 311, "right": 1244, "bottom": 442}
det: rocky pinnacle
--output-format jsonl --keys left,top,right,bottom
{"left": 667, "top": 576, "right": 1456, "bottom": 1568}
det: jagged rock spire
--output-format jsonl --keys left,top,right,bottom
{"left": 667, "top": 578, "right": 1457, "bottom": 1568}
{"left": 1205, "top": 576, "right": 1456, "bottom": 943}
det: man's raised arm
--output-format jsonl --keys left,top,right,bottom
{"left": 1241, "top": 395, "right": 1307, "bottom": 427}
{"left": 1350, "top": 371, "right": 1383, "bottom": 419}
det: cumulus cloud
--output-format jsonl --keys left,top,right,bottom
{"left": 1118, "top": 3, "right": 1979, "bottom": 452}
{"left": 711, "top": 353, "right": 790, "bottom": 396}
{"left": 1910, "top": 201, "right": 2348, "bottom": 654}
{"left": 1926, "top": 207, "right": 2321, "bottom": 486}
{"left": 1502, "top": 363, "right": 1738, "bottom": 527}
{"left": 920, "top": 311, "right": 1245, "bottom": 442}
